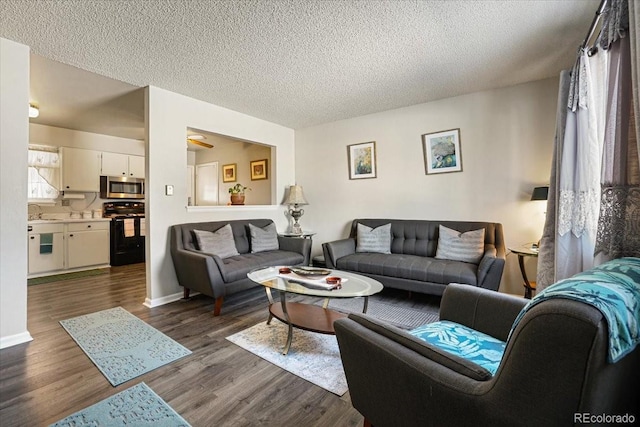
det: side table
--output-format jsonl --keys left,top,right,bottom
{"left": 509, "top": 245, "right": 539, "bottom": 299}
{"left": 279, "top": 231, "right": 316, "bottom": 266}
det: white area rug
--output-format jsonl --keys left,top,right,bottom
{"left": 226, "top": 321, "right": 348, "bottom": 396}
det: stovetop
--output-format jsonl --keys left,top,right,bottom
{"left": 103, "top": 201, "right": 145, "bottom": 218}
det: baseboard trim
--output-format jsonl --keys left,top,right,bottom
{"left": 0, "top": 331, "right": 33, "bottom": 349}
{"left": 143, "top": 291, "right": 184, "bottom": 308}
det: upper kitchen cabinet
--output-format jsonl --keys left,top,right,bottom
{"left": 60, "top": 147, "right": 101, "bottom": 192}
{"left": 101, "top": 152, "right": 145, "bottom": 178}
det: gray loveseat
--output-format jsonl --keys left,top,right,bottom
{"left": 322, "top": 219, "right": 506, "bottom": 296}
{"left": 170, "top": 219, "right": 310, "bottom": 316}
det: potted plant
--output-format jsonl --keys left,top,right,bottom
{"left": 228, "top": 183, "right": 251, "bottom": 205}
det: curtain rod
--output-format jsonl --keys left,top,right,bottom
{"left": 581, "top": 0, "right": 608, "bottom": 54}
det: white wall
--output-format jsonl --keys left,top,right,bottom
{"left": 29, "top": 123, "right": 144, "bottom": 156}
{"left": 145, "top": 86, "right": 295, "bottom": 306}
{"left": 0, "top": 38, "right": 32, "bottom": 348}
{"left": 295, "top": 78, "right": 559, "bottom": 295}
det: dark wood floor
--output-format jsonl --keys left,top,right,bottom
{"left": 0, "top": 263, "right": 440, "bottom": 426}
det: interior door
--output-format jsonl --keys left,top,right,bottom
{"left": 195, "top": 162, "right": 219, "bottom": 206}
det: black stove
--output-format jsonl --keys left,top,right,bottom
{"left": 104, "top": 201, "right": 145, "bottom": 266}
{"left": 103, "top": 201, "right": 145, "bottom": 218}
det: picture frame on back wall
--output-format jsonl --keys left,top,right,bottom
{"left": 222, "top": 164, "right": 237, "bottom": 183}
{"left": 422, "top": 128, "right": 462, "bottom": 175}
{"left": 250, "top": 159, "right": 268, "bottom": 180}
{"left": 347, "top": 141, "right": 377, "bottom": 180}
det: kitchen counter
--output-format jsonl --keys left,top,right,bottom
{"left": 28, "top": 218, "right": 112, "bottom": 224}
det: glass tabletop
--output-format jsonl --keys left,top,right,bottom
{"left": 247, "top": 266, "right": 383, "bottom": 298}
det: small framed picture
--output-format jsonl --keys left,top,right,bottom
{"left": 347, "top": 141, "right": 377, "bottom": 180}
{"left": 222, "top": 164, "right": 237, "bottom": 183}
{"left": 422, "top": 129, "right": 462, "bottom": 175}
{"left": 250, "top": 159, "right": 268, "bottom": 180}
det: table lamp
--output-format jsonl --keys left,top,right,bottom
{"left": 284, "top": 185, "right": 308, "bottom": 234}
{"left": 530, "top": 186, "right": 549, "bottom": 249}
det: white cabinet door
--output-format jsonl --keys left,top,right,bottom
{"left": 28, "top": 232, "right": 64, "bottom": 274}
{"left": 101, "top": 152, "right": 129, "bottom": 176}
{"left": 128, "top": 155, "right": 145, "bottom": 178}
{"left": 101, "top": 152, "right": 145, "bottom": 178}
{"left": 66, "top": 222, "right": 110, "bottom": 269}
{"left": 60, "top": 147, "right": 101, "bottom": 192}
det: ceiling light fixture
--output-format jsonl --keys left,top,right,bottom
{"left": 29, "top": 103, "right": 39, "bottom": 118}
{"left": 186, "top": 134, "right": 214, "bottom": 149}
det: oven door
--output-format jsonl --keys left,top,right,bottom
{"left": 110, "top": 217, "right": 145, "bottom": 265}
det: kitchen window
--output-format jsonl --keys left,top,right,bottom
{"left": 28, "top": 145, "right": 60, "bottom": 202}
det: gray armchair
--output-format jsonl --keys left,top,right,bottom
{"left": 335, "top": 283, "right": 640, "bottom": 427}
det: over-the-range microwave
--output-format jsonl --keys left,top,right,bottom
{"left": 100, "top": 176, "right": 144, "bottom": 199}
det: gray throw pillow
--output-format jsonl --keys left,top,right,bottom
{"left": 193, "top": 224, "right": 239, "bottom": 259}
{"left": 356, "top": 223, "right": 392, "bottom": 254}
{"left": 249, "top": 223, "right": 279, "bottom": 253}
{"left": 435, "top": 225, "right": 485, "bottom": 264}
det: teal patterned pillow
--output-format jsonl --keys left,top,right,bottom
{"left": 410, "top": 320, "right": 506, "bottom": 376}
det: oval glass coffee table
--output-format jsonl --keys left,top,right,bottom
{"left": 247, "top": 266, "right": 384, "bottom": 355}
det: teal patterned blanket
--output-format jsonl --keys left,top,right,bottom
{"left": 510, "top": 257, "right": 640, "bottom": 363}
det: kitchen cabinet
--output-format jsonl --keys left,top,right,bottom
{"left": 101, "top": 152, "right": 145, "bottom": 178}
{"left": 60, "top": 147, "right": 101, "bottom": 192}
{"left": 66, "top": 222, "right": 110, "bottom": 269}
{"left": 27, "top": 219, "right": 111, "bottom": 277}
{"left": 28, "top": 223, "right": 64, "bottom": 274}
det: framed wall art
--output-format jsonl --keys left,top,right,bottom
{"left": 250, "top": 159, "right": 268, "bottom": 180}
{"left": 222, "top": 163, "right": 237, "bottom": 183}
{"left": 422, "top": 128, "right": 462, "bottom": 175}
{"left": 347, "top": 141, "right": 377, "bottom": 180}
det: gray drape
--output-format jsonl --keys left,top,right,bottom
{"left": 537, "top": 72, "right": 570, "bottom": 290}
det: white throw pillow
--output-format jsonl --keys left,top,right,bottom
{"left": 435, "top": 225, "right": 485, "bottom": 264}
{"left": 356, "top": 223, "right": 392, "bottom": 254}
{"left": 193, "top": 224, "right": 239, "bottom": 259}
{"left": 249, "top": 223, "right": 279, "bottom": 253}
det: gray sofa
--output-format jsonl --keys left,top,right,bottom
{"left": 170, "top": 219, "right": 310, "bottom": 316}
{"left": 322, "top": 219, "right": 506, "bottom": 296}
{"left": 335, "top": 261, "right": 640, "bottom": 426}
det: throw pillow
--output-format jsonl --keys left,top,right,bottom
{"left": 435, "top": 225, "right": 485, "bottom": 264}
{"left": 249, "top": 223, "right": 279, "bottom": 253}
{"left": 356, "top": 223, "right": 392, "bottom": 254}
{"left": 193, "top": 224, "right": 239, "bottom": 259}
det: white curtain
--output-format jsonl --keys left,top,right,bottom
{"left": 554, "top": 50, "right": 607, "bottom": 281}
{"left": 28, "top": 148, "right": 60, "bottom": 199}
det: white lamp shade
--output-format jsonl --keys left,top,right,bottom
{"left": 284, "top": 185, "right": 308, "bottom": 205}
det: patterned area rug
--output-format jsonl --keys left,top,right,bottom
{"left": 49, "top": 382, "right": 191, "bottom": 427}
{"left": 28, "top": 268, "right": 109, "bottom": 286}
{"left": 320, "top": 297, "right": 439, "bottom": 329}
{"left": 60, "top": 307, "right": 192, "bottom": 386}
{"left": 227, "top": 321, "right": 348, "bottom": 395}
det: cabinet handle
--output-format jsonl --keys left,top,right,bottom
{"left": 30, "top": 236, "right": 35, "bottom": 239}
{"left": 87, "top": 225, "right": 92, "bottom": 228}
{"left": 69, "top": 234, "right": 74, "bottom": 237}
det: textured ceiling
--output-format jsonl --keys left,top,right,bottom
{"left": 1, "top": 0, "right": 599, "bottom": 136}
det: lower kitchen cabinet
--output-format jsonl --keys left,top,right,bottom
{"left": 28, "top": 224, "right": 64, "bottom": 274}
{"left": 66, "top": 222, "right": 110, "bottom": 269}
{"left": 27, "top": 220, "right": 110, "bottom": 277}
